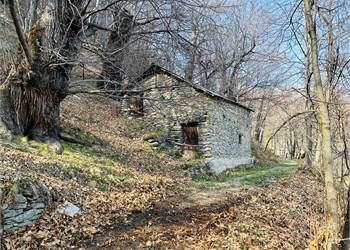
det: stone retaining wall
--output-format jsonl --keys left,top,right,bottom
{"left": 1, "top": 182, "right": 52, "bottom": 233}
{"left": 2, "top": 194, "right": 45, "bottom": 232}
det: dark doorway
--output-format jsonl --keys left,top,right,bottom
{"left": 181, "top": 122, "right": 199, "bottom": 159}
{"left": 182, "top": 122, "right": 199, "bottom": 145}
{"left": 130, "top": 96, "right": 143, "bottom": 116}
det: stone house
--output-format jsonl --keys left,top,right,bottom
{"left": 123, "top": 64, "right": 254, "bottom": 173}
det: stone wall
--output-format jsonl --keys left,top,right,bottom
{"left": 205, "top": 99, "right": 253, "bottom": 173}
{"left": 1, "top": 182, "right": 52, "bottom": 233}
{"left": 140, "top": 74, "right": 210, "bottom": 155}
{"left": 123, "top": 73, "right": 253, "bottom": 173}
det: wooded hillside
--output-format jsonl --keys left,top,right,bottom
{"left": 1, "top": 0, "right": 350, "bottom": 249}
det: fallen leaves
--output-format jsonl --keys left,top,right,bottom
{"left": 0, "top": 95, "right": 322, "bottom": 249}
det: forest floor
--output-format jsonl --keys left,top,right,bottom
{"left": 1, "top": 95, "right": 323, "bottom": 249}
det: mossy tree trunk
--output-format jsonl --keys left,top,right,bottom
{"left": 0, "top": 0, "right": 86, "bottom": 149}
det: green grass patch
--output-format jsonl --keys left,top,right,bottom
{"left": 130, "top": 119, "right": 147, "bottom": 130}
{"left": 57, "top": 142, "right": 134, "bottom": 185}
{"left": 238, "top": 167, "right": 294, "bottom": 186}
{"left": 220, "top": 161, "right": 297, "bottom": 180}
{"left": 10, "top": 181, "right": 21, "bottom": 194}
{"left": 8, "top": 133, "right": 134, "bottom": 189}
{"left": 182, "top": 155, "right": 206, "bottom": 170}
{"left": 192, "top": 161, "right": 298, "bottom": 189}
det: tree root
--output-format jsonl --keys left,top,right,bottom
{"left": 0, "top": 128, "right": 89, "bottom": 155}
{"left": 31, "top": 131, "right": 90, "bottom": 155}
{"left": 58, "top": 132, "right": 89, "bottom": 145}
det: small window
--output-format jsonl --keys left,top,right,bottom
{"left": 238, "top": 133, "right": 243, "bottom": 144}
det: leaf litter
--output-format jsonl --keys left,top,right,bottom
{"left": 0, "top": 95, "right": 322, "bottom": 249}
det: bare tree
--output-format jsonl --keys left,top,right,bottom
{"left": 303, "top": 0, "right": 340, "bottom": 247}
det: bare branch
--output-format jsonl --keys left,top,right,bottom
{"left": 264, "top": 110, "right": 316, "bottom": 151}
{"left": 8, "top": 0, "right": 33, "bottom": 65}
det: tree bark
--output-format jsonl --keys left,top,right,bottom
{"left": 184, "top": 23, "right": 199, "bottom": 82}
{"left": 0, "top": 0, "right": 86, "bottom": 151}
{"left": 304, "top": 0, "right": 340, "bottom": 248}
{"left": 254, "top": 98, "right": 266, "bottom": 143}
{"left": 98, "top": 6, "right": 133, "bottom": 94}
{"left": 303, "top": 15, "right": 313, "bottom": 169}
{"left": 24, "top": 0, "right": 40, "bottom": 33}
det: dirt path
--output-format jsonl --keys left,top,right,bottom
{"left": 85, "top": 161, "right": 299, "bottom": 249}
{"left": 86, "top": 194, "right": 240, "bottom": 249}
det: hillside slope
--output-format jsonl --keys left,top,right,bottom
{"left": 1, "top": 95, "right": 322, "bottom": 249}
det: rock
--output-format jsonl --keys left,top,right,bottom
{"left": 14, "top": 194, "right": 27, "bottom": 204}
{"left": 159, "top": 142, "right": 171, "bottom": 149}
{"left": 13, "top": 209, "right": 41, "bottom": 223}
{"left": 13, "top": 202, "right": 28, "bottom": 209}
{"left": 4, "top": 225, "right": 14, "bottom": 232}
{"left": 1, "top": 204, "right": 9, "bottom": 210}
{"left": 32, "top": 202, "right": 45, "bottom": 209}
{"left": 15, "top": 219, "right": 37, "bottom": 228}
{"left": 54, "top": 144, "right": 64, "bottom": 155}
{"left": 12, "top": 194, "right": 28, "bottom": 209}
{"left": 150, "top": 142, "right": 159, "bottom": 147}
{"left": 4, "top": 209, "right": 23, "bottom": 219}
{"left": 57, "top": 201, "right": 80, "bottom": 217}
{"left": 23, "top": 185, "right": 39, "bottom": 200}
{"left": 145, "top": 241, "right": 153, "bottom": 248}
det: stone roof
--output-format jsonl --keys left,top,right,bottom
{"left": 139, "top": 64, "right": 254, "bottom": 112}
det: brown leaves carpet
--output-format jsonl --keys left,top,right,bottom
{"left": 0, "top": 95, "right": 322, "bottom": 249}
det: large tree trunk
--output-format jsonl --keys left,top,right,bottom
{"left": 1, "top": 86, "right": 61, "bottom": 137}
{"left": 304, "top": 0, "right": 340, "bottom": 248}
{"left": 1, "top": 61, "right": 68, "bottom": 138}
{"left": 98, "top": 6, "right": 133, "bottom": 94}
{"left": 0, "top": 0, "right": 86, "bottom": 151}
